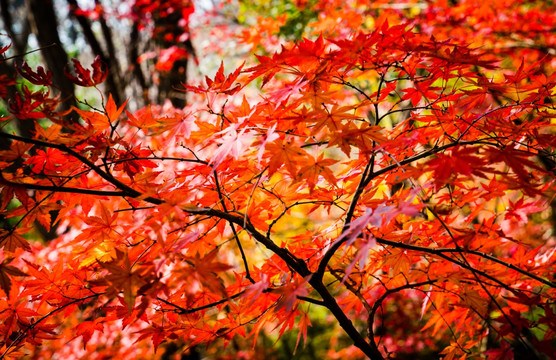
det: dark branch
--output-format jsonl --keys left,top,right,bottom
{"left": 1, "top": 292, "right": 102, "bottom": 358}
{"left": 0, "top": 132, "right": 164, "bottom": 205}
{"left": 213, "top": 171, "right": 255, "bottom": 284}
{"left": 157, "top": 291, "right": 245, "bottom": 315}
{"left": 1, "top": 176, "right": 128, "bottom": 197}
{"left": 367, "top": 280, "right": 436, "bottom": 346}
{"left": 375, "top": 237, "right": 555, "bottom": 288}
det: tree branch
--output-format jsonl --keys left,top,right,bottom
{"left": 1, "top": 292, "right": 102, "bottom": 359}
{"left": 313, "top": 133, "right": 543, "bottom": 280}
{"left": 308, "top": 278, "right": 384, "bottom": 359}
{"left": 213, "top": 171, "right": 255, "bottom": 283}
{"left": 0, "top": 174, "right": 128, "bottom": 197}
{"left": 374, "top": 236, "right": 555, "bottom": 288}
{"left": 0, "top": 132, "right": 164, "bottom": 205}
{"left": 157, "top": 291, "right": 245, "bottom": 315}
{"left": 367, "top": 280, "right": 436, "bottom": 349}
{"left": 315, "top": 160, "right": 374, "bottom": 282}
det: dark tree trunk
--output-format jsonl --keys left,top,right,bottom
{"left": 151, "top": 6, "right": 195, "bottom": 108}
{"left": 1, "top": 0, "right": 30, "bottom": 55}
{"left": 26, "top": 0, "right": 75, "bottom": 104}
{"left": 66, "top": 0, "right": 123, "bottom": 105}
{"left": 129, "top": 20, "right": 149, "bottom": 106}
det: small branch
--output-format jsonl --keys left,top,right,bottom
{"left": 297, "top": 295, "right": 326, "bottom": 306}
{"left": 329, "top": 268, "right": 372, "bottom": 313}
{"left": 1, "top": 177, "right": 129, "bottom": 197}
{"left": 315, "top": 160, "right": 374, "bottom": 281}
{"left": 315, "top": 137, "right": 505, "bottom": 280}
{"left": 338, "top": 78, "right": 374, "bottom": 102}
{"left": 157, "top": 291, "right": 245, "bottom": 315}
{"left": 108, "top": 156, "right": 208, "bottom": 166}
{"left": 66, "top": 0, "right": 123, "bottom": 104}
{"left": 367, "top": 280, "right": 436, "bottom": 346}
{"left": 375, "top": 238, "right": 527, "bottom": 293}
{"left": 2, "top": 131, "right": 309, "bottom": 283}
{"left": 375, "top": 237, "right": 555, "bottom": 288}
{"left": 213, "top": 171, "right": 255, "bottom": 284}
{"left": 0, "top": 132, "right": 163, "bottom": 205}
{"left": 308, "top": 278, "right": 384, "bottom": 359}
{"left": 1, "top": 292, "right": 102, "bottom": 359}
{"left": 114, "top": 206, "right": 156, "bottom": 213}
{"left": 184, "top": 206, "right": 311, "bottom": 277}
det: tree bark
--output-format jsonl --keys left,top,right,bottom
{"left": 150, "top": 5, "right": 195, "bottom": 108}
{"left": 26, "top": 0, "right": 75, "bottom": 104}
{"left": 66, "top": 0, "right": 123, "bottom": 105}
{"left": 310, "top": 279, "right": 384, "bottom": 359}
{"left": 1, "top": 0, "right": 30, "bottom": 55}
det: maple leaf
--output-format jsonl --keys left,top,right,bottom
{"left": 135, "top": 325, "right": 171, "bottom": 353}
{"left": 21, "top": 260, "right": 70, "bottom": 306}
{"left": 0, "top": 74, "right": 16, "bottom": 99}
{"left": 65, "top": 56, "right": 107, "bottom": 87}
{"left": 73, "top": 94, "right": 128, "bottom": 132}
{"left": 296, "top": 153, "right": 338, "bottom": 190}
{"left": 265, "top": 138, "right": 310, "bottom": 176}
{"left": 0, "top": 282, "right": 40, "bottom": 338}
{"left": 310, "top": 104, "right": 362, "bottom": 135}
{"left": 34, "top": 202, "right": 60, "bottom": 232}
{"left": 187, "top": 61, "right": 244, "bottom": 95}
{"left": 75, "top": 318, "right": 105, "bottom": 347}
{"left": 275, "top": 275, "right": 312, "bottom": 313}
{"left": 0, "top": 228, "right": 31, "bottom": 252}
{"left": 79, "top": 240, "right": 119, "bottom": 268}
{"left": 242, "top": 274, "right": 270, "bottom": 307}
{"left": 104, "top": 93, "right": 129, "bottom": 122}
{"left": 126, "top": 106, "right": 158, "bottom": 129}
{"left": 328, "top": 122, "right": 386, "bottom": 156}
{"left": 461, "top": 288, "right": 488, "bottom": 317}
{"left": 210, "top": 125, "right": 254, "bottom": 170}
{"left": 0, "top": 42, "right": 10, "bottom": 56}
{"left": 156, "top": 111, "right": 193, "bottom": 141}
{"left": 267, "top": 77, "right": 307, "bottom": 109}
{"left": 483, "top": 146, "right": 545, "bottom": 183}
{"left": 253, "top": 123, "right": 280, "bottom": 164}
{"left": 15, "top": 61, "right": 52, "bottom": 86}
{"left": 295, "top": 311, "right": 312, "bottom": 353}
{"left": 484, "top": 341, "right": 514, "bottom": 360}
{"left": 8, "top": 90, "right": 46, "bottom": 119}
{"left": 426, "top": 146, "right": 490, "bottom": 188}
{"left": 245, "top": 53, "right": 282, "bottom": 87}
{"left": 383, "top": 248, "right": 411, "bottom": 278}
{"left": 0, "top": 257, "right": 28, "bottom": 296}
{"left": 504, "top": 198, "right": 546, "bottom": 222}
{"left": 182, "top": 251, "right": 233, "bottom": 296}
{"left": 24, "top": 148, "right": 71, "bottom": 174}
{"left": 0, "top": 174, "right": 30, "bottom": 210}
{"left": 75, "top": 203, "right": 119, "bottom": 244}
{"left": 98, "top": 250, "right": 146, "bottom": 312}
{"left": 114, "top": 146, "right": 157, "bottom": 179}
{"left": 439, "top": 343, "right": 465, "bottom": 360}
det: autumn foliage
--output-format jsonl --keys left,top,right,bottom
{"left": 0, "top": 0, "right": 555, "bottom": 359}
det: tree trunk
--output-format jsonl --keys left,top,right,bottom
{"left": 26, "top": 0, "right": 75, "bottom": 105}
